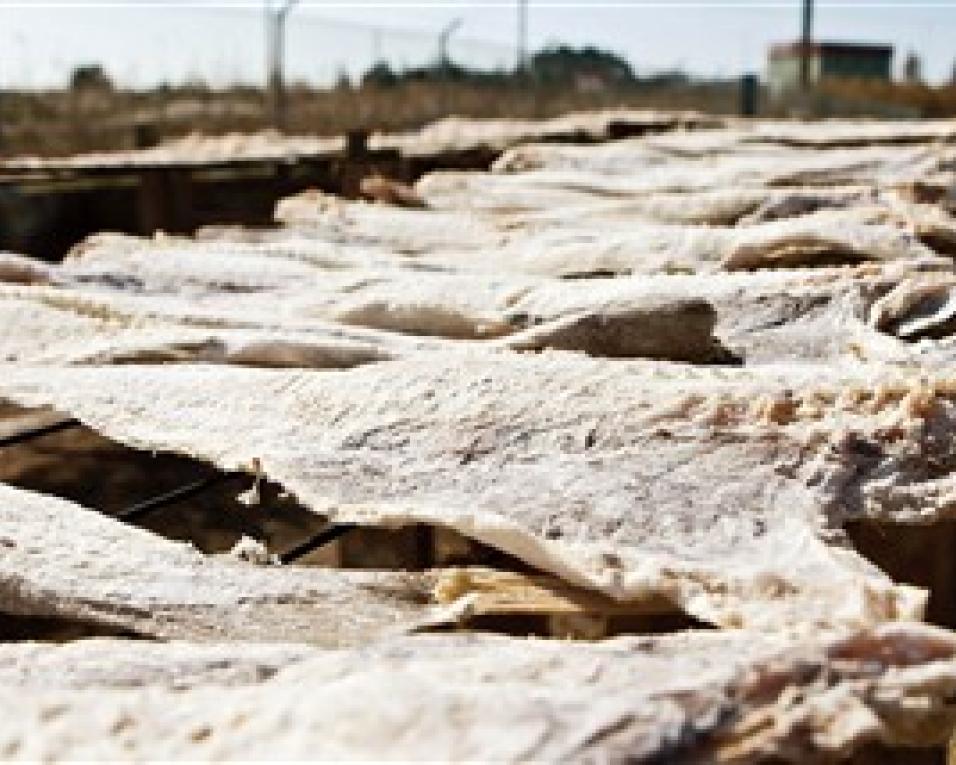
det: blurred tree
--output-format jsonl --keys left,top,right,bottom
{"left": 69, "top": 64, "right": 113, "bottom": 91}
{"left": 528, "top": 45, "right": 634, "bottom": 89}
{"left": 335, "top": 69, "right": 353, "bottom": 91}
{"left": 362, "top": 62, "right": 398, "bottom": 88}
{"left": 641, "top": 71, "right": 691, "bottom": 87}
{"left": 356, "top": 45, "right": 638, "bottom": 90}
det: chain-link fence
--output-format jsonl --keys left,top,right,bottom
{"left": 0, "top": 3, "right": 516, "bottom": 89}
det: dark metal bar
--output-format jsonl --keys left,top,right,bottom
{"left": 117, "top": 472, "right": 240, "bottom": 522}
{"left": 0, "top": 417, "right": 80, "bottom": 449}
{"left": 800, "top": 0, "right": 814, "bottom": 90}
{"left": 279, "top": 523, "right": 358, "bottom": 564}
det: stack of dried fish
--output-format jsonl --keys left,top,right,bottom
{"left": 3, "top": 115, "right": 956, "bottom": 761}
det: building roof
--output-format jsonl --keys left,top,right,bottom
{"left": 769, "top": 41, "right": 894, "bottom": 60}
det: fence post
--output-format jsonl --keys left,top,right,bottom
{"left": 740, "top": 73, "right": 759, "bottom": 117}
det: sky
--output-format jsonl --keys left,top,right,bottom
{"left": 1, "top": 1, "right": 955, "bottom": 89}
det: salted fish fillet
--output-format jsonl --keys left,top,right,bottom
{"left": 417, "top": 176, "right": 877, "bottom": 223}
{"left": 1, "top": 131, "right": 345, "bottom": 172}
{"left": 491, "top": 137, "right": 954, "bottom": 184}
{"left": 8, "top": 255, "right": 956, "bottom": 371}
{"left": 51, "top": 225, "right": 956, "bottom": 365}
{"left": 0, "top": 109, "right": 714, "bottom": 177}
{"left": 0, "top": 482, "right": 442, "bottom": 647}
{"left": 0, "top": 638, "right": 316, "bottom": 691}
{"left": 3, "top": 356, "right": 947, "bottom": 632}
{"left": 3, "top": 624, "right": 956, "bottom": 761}
{"left": 275, "top": 192, "right": 935, "bottom": 275}
{"left": 747, "top": 117, "right": 956, "bottom": 147}
{"left": 0, "top": 479, "right": 706, "bottom": 646}
{"left": 0, "top": 281, "right": 727, "bottom": 365}
{"left": 368, "top": 108, "right": 724, "bottom": 156}
{"left": 53, "top": 226, "right": 949, "bottom": 327}
{"left": 0, "top": 290, "right": 406, "bottom": 369}
{"left": 43, "top": 228, "right": 956, "bottom": 363}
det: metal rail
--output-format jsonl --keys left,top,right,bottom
{"left": 0, "top": 413, "right": 354, "bottom": 563}
{"left": 117, "top": 473, "right": 241, "bottom": 522}
{"left": 0, "top": 417, "right": 81, "bottom": 449}
{"left": 279, "top": 523, "right": 358, "bottom": 564}
{"left": 118, "top": 471, "right": 354, "bottom": 563}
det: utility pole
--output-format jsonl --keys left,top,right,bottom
{"left": 437, "top": 18, "right": 463, "bottom": 72}
{"left": 516, "top": 0, "right": 528, "bottom": 75}
{"left": 372, "top": 28, "right": 383, "bottom": 66}
{"left": 265, "top": 0, "right": 299, "bottom": 132}
{"left": 800, "top": 0, "right": 813, "bottom": 90}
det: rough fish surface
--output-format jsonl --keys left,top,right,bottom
{"left": 4, "top": 113, "right": 956, "bottom": 761}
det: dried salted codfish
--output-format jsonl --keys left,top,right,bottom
{"left": 870, "top": 274, "right": 956, "bottom": 341}
{"left": 2, "top": 624, "right": 956, "bottom": 761}
{"left": 0, "top": 288, "right": 403, "bottom": 368}
{"left": 491, "top": 127, "right": 955, "bottom": 180}
{"left": 420, "top": 176, "right": 874, "bottom": 224}
{"left": 497, "top": 257, "right": 956, "bottom": 364}
{"left": 276, "top": 191, "right": 936, "bottom": 275}
{"left": 2, "top": 357, "right": 943, "bottom": 632}
{"left": 0, "top": 281, "right": 729, "bottom": 364}
{"left": 0, "top": 639, "right": 316, "bottom": 690}
{"left": 0, "top": 131, "right": 345, "bottom": 172}
{"left": 503, "top": 299, "right": 728, "bottom": 362}
{"left": 6, "top": 113, "right": 956, "bottom": 763}
{"left": 0, "top": 482, "right": 439, "bottom": 646}
{"left": 1, "top": 480, "right": 688, "bottom": 643}
{"left": 369, "top": 109, "right": 724, "bottom": 157}
{"left": 9, "top": 248, "right": 956, "bottom": 370}
{"left": 747, "top": 118, "right": 956, "bottom": 147}
{"left": 42, "top": 224, "right": 956, "bottom": 362}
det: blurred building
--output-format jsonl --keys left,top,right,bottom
{"left": 768, "top": 42, "right": 894, "bottom": 95}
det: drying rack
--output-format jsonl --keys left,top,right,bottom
{"left": 0, "top": 415, "right": 355, "bottom": 564}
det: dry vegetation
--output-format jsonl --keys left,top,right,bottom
{"left": 819, "top": 78, "right": 956, "bottom": 117}
{"left": 4, "top": 77, "right": 956, "bottom": 158}
{"left": 1, "top": 80, "right": 736, "bottom": 157}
